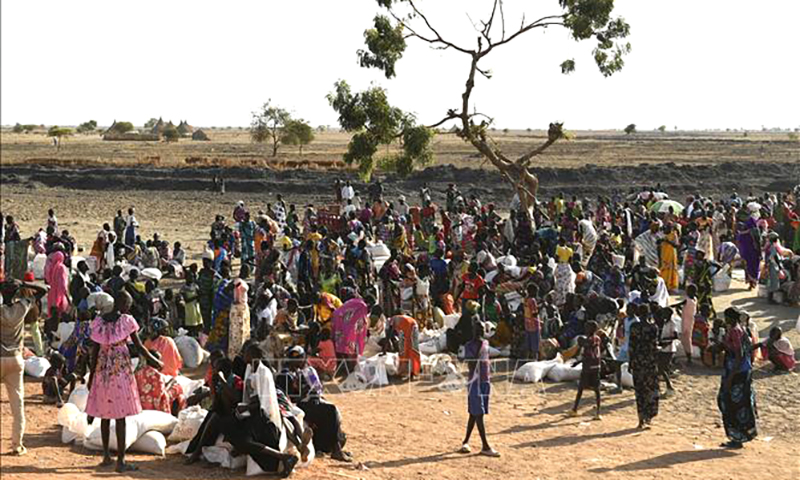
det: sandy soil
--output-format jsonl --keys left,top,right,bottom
{"left": 1, "top": 185, "right": 799, "bottom": 480}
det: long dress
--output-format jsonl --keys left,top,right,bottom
{"left": 227, "top": 279, "right": 251, "bottom": 359}
{"left": 659, "top": 231, "right": 679, "bottom": 291}
{"left": 85, "top": 314, "right": 142, "bottom": 420}
{"left": 391, "top": 315, "right": 421, "bottom": 377}
{"left": 44, "top": 251, "right": 70, "bottom": 316}
{"left": 207, "top": 279, "right": 233, "bottom": 354}
{"left": 765, "top": 243, "right": 781, "bottom": 294}
{"left": 717, "top": 325, "right": 758, "bottom": 443}
{"left": 629, "top": 321, "right": 660, "bottom": 423}
{"left": 736, "top": 218, "right": 761, "bottom": 284}
{"left": 331, "top": 298, "right": 369, "bottom": 359}
{"left": 240, "top": 220, "right": 256, "bottom": 264}
{"left": 135, "top": 365, "right": 185, "bottom": 413}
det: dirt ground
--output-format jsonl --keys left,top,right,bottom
{"left": 1, "top": 184, "right": 799, "bottom": 480}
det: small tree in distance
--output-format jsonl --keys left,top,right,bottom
{"left": 109, "top": 121, "right": 135, "bottom": 134}
{"left": 624, "top": 124, "right": 637, "bottom": 135}
{"left": 77, "top": 120, "right": 98, "bottom": 134}
{"left": 162, "top": 124, "right": 180, "bottom": 142}
{"left": 251, "top": 100, "right": 291, "bottom": 156}
{"left": 144, "top": 118, "right": 159, "bottom": 129}
{"left": 282, "top": 119, "right": 315, "bottom": 155}
{"left": 657, "top": 125, "right": 666, "bottom": 133}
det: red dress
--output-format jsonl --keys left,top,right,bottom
{"left": 135, "top": 365, "right": 186, "bottom": 413}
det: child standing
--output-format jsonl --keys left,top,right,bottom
{"left": 86, "top": 291, "right": 162, "bottom": 472}
{"left": 459, "top": 318, "right": 500, "bottom": 457}
{"left": 569, "top": 321, "right": 603, "bottom": 420}
{"left": 523, "top": 284, "right": 542, "bottom": 361}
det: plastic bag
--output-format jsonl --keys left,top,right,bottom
{"left": 53, "top": 322, "right": 75, "bottom": 350}
{"left": 67, "top": 385, "right": 89, "bottom": 412}
{"left": 713, "top": 265, "right": 732, "bottom": 292}
{"left": 85, "top": 417, "right": 141, "bottom": 452}
{"left": 168, "top": 406, "right": 208, "bottom": 442}
{"left": 354, "top": 355, "right": 389, "bottom": 387}
{"left": 203, "top": 445, "right": 246, "bottom": 469}
{"left": 32, "top": 253, "right": 47, "bottom": 279}
{"left": 175, "top": 335, "right": 209, "bottom": 368}
{"left": 24, "top": 356, "right": 51, "bottom": 378}
{"left": 137, "top": 409, "right": 178, "bottom": 436}
{"left": 131, "top": 431, "right": 167, "bottom": 456}
{"left": 173, "top": 376, "right": 205, "bottom": 398}
{"left": 546, "top": 362, "right": 583, "bottom": 382}
{"left": 619, "top": 363, "right": 634, "bottom": 388}
{"left": 796, "top": 314, "right": 800, "bottom": 335}
{"left": 166, "top": 440, "right": 191, "bottom": 455}
{"left": 514, "top": 358, "right": 561, "bottom": 383}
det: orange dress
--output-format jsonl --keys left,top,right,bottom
{"left": 391, "top": 315, "right": 421, "bottom": 377}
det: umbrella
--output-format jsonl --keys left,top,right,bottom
{"left": 650, "top": 200, "right": 684, "bottom": 214}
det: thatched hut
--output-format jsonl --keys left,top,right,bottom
{"left": 150, "top": 117, "right": 165, "bottom": 135}
{"left": 192, "top": 129, "right": 210, "bottom": 141}
{"left": 177, "top": 120, "right": 194, "bottom": 137}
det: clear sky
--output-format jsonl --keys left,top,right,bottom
{"left": 2, "top": 0, "right": 798, "bottom": 131}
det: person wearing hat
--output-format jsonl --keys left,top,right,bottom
{"left": 144, "top": 318, "right": 183, "bottom": 377}
{"left": 1, "top": 279, "right": 48, "bottom": 456}
{"left": 459, "top": 317, "right": 500, "bottom": 457}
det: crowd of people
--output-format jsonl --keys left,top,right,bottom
{"left": 1, "top": 179, "right": 798, "bottom": 471}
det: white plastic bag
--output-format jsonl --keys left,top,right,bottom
{"left": 514, "top": 358, "right": 561, "bottom": 383}
{"left": 713, "top": 265, "right": 732, "bottom": 292}
{"left": 443, "top": 313, "right": 460, "bottom": 330}
{"left": 32, "top": 253, "right": 47, "bottom": 279}
{"left": 620, "top": 363, "right": 634, "bottom": 388}
{"left": 203, "top": 445, "right": 247, "bottom": 469}
{"left": 355, "top": 355, "right": 390, "bottom": 387}
{"left": 546, "top": 362, "right": 583, "bottom": 382}
{"left": 175, "top": 335, "right": 209, "bottom": 369}
{"left": 173, "top": 375, "right": 205, "bottom": 398}
{"left": 24, "top": 356, "right": 51, "bottom": 378}
{"left": 85, "top": 417, "right": 141, "bottom": 452}
{"left": 53, "top": 322, "right": 75, "bottom": 350}
{"left": 131, "top": 431, "right": 167, "bottom": 456}
{"left": 166, "top": 440, "right": 191, "bottom": 455}
{"left": 67, "top": 385, "right": 89, "bottom": 412}
{"left": 137, "top": 409, "right": 178, "bottom": 436}
{"left": 168, "top": 406, "right": 208, "bottom": 443}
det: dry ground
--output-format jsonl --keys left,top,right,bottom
{"left": 1, "top": 185, "right": 799, "bottom": 480}
{"left": 2, "top": 129, "right": 798, "bottom": 171}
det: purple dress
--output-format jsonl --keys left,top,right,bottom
{"left": 736, "top": 218, "right": 761, "bottom": 283}
{"left": 85, "top": 314, "right": 142, "bottom": 420}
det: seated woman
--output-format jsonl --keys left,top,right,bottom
{"left": 135, "top": 350, "right": 186, "bottom": 415}
{"left": 277, "top": 346, "right": 351, "bottom": 462}
{"left": 756, "top": 327, "right": 796, "bottom": 372}
{"left": 143, "top": 318, "right": 183, "bottom": 377}
{"left": 186, "top": 347, "right": 299, "bottom": 476}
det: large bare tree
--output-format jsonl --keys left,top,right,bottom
{"left": 330, "top": 0, "right": 631, "bottom": 212}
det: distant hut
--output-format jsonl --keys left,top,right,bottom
{"left": 150, "top": 117, "right": 165, "bottom": 135}
{"left": 177, "top": 120, "right": 194, "bottom": 137}
{"left": 192, "top": 129, "right": 210, "bottom": 141}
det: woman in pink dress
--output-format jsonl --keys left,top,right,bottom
{"left": 86, "top": 291, "right": 162, "bottom": 472}
{"left": 44, "top": 249, "right": 70, "bottom": 319}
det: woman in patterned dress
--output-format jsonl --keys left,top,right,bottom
{"left": 718, "top": 307, "right": 758, "bottom": 449}
{"left": 629, "top": 303, "right": 660, "bottom": 429}
{"left": 86, "top": 291, "right": 162, "bottom": 472}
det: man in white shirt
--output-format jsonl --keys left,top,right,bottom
{"left": 341, "top": 181, "right": 355, "bottom": 203}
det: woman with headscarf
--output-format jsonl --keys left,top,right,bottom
{"left": 717, "top": 307, "right": 758, "bottom": 449}
{"left": 239, "top": 212, "right": 256, "bottom": 267}
{"left": 227, "top": 265, "right": 251, "bottom": 359}
{"left": 331, "top": 295, "right": 369, "bottom": 375}
{"left": 44, "top": 249, "right": 70, "bottom": 323}
{"left": 736, "top": 210, "right": 762, "bottom": 289}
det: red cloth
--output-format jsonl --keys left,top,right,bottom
{"left": 461, "top": 273, "right": 485, "bottom": 300}
{"left": 135, "top": 366, "right": 185, "bottom": 413}
{"left": 307, "top": 340, "right": 337, "bottom": 375}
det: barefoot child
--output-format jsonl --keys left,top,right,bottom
{"left": 459, "top": 318, "right": 500, "bottom": 457}
{"left": 569, "top": 320, "right": 603, "bottom": 420}
{"left": 42, "top": 351, "right": 74, "bottom": 407}
{"left": 86, "top": 291, "right": 163, "bottom": 473}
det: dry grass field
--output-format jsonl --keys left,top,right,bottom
{"left": 2, "top": 128, "right": 798, "bottom": 171}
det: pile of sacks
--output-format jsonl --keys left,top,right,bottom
{"left": 512, "top": 354, "right": 634, "bottom": 387}
{"left": 58, "top": 375, "right": 208, "bottom": 456}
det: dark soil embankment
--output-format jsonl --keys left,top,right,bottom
{"left": 1, "top": 162, "right": 797, "bottom": 202}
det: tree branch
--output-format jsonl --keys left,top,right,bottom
{"left": 403, "top": 0, "right": 474, "bottom": 55}
{"left": 481, "top": 15, "right": 564, "bottom": 57}
{"left": 516, "top": 137, "right": 558, "bottom": 166}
